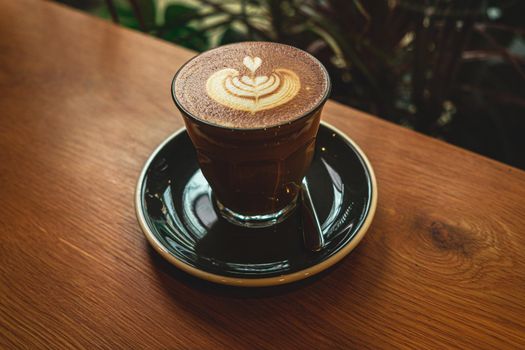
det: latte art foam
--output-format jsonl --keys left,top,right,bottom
{"left": 174, "top": 42, "right": 329, "bottom": 129}
{"left": 206, "top": 56, "right": 300, "bottom": 112}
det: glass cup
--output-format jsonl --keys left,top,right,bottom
{"left": 171, "top": 46, "right": 330, "bottom": 228}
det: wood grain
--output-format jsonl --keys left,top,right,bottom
{"left": 1, "top": 0, "right": 525, "bottom": 348}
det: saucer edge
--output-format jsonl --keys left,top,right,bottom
{"left": 135, "top": 121, "right": 378, "bottom": 287}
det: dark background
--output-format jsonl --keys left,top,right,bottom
{"left": 58, "top": 0, "right": 525, "bottom": 169}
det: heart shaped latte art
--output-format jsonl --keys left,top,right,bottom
{"left": 243, "top": 56, "right": 262, "bottom": 73}
{"left": 206, "top": 56, "right": 300, "bottom": 113}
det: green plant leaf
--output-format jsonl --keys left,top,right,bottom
{"left": 161, "top": 25, "right": 210, "bottom": 51}
{"left": 300, "top": 6, "right": 381, "bottom": 94}
{"left": 93, "top": 0, "right": 141, "bottom": 30}
{"left": 164, "top": 4, "right": 199, "bottom": 27}
{"left": 220, "top": 26, "right": 248, "bottom": 45}
{"left": 135, "top": 0, "right": 156, "bottom": 31}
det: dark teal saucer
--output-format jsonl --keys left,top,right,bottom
{"left": 135, "top": 121, "right": 377, "bottom": 287}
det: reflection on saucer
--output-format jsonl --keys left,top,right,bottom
{"left": 136, "top": 122, "right": 377, "bottom": 287}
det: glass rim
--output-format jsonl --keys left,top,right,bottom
{"left": 171, "top": 41, "right": 332, "bottom": 131}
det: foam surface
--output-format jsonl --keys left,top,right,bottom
{"left": 174, "top": 42, "right": 329, "bottom": 129}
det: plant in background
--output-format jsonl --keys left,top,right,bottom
{"left": 59, "top": 0, "right": 525, "bottom": 168}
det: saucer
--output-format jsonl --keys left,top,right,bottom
{"left": 135, "top": 121, "right": 377, "bottom": 287}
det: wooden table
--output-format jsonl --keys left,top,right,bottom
{"left": 1, "top": 1, "right": 524, "bottom": 348}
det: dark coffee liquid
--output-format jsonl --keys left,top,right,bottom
{"left": 173, "top": 42, "right": 329, "bottom": 218}
{"left": 184, "top": 109, "right": 322, "bottom": 215}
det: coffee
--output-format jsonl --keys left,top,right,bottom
{"left": 174, "top": 42, "right": 329, "bottom": 129}
{"left": 172, "top": 42, "right": 330, "bottom": 227}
